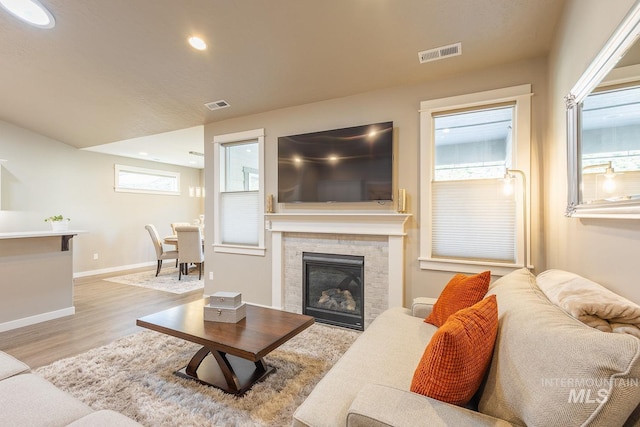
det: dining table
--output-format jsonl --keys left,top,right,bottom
{"left": 163, "top": 235, "right": 205, "bottom": 246}
{"left": 163, "top": 235, "right": 178, "bottom": 246}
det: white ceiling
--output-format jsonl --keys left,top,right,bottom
{"left": 0, "top": 0, "right": 567, "bottom": 169}
{"left": 83, "top": 125, "right": 205, "bottom": 168}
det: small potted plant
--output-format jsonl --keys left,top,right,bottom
{"left": 45, "top": 214, "right": 70, "bottom": 231}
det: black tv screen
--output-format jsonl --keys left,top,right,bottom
{"left": 278, "top": 121, "right": 393, "bottom": 203}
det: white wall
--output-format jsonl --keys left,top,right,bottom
{"left": 204, "top": 56, "right": 548, "bottom": 306}
{"left": 0, "top": 120, "right": 203, "bottom": 275}
{"left": 545, "top": 0, "right": 640, "bottom": 303}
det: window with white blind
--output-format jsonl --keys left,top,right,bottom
{"left": 213, "top": 129, "right": 265, "bottom": 256}
{"left": 419, "top": 85, "right": 531, "bottom": 276}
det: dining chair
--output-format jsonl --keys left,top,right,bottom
{"left": 169, "top": 222, "right": 191, "bottom": 250}
{"left": 170, "top": 222, "right": 191, "bottom": 235}
{"left": 175, "top": 225, "right": 204, "bottom": 280}
{"left": 145, "top": 224, "right": 179, "bottom": 277}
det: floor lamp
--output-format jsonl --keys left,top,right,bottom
{"left": 503, "top": 168, "right": 528, "bottom": 270}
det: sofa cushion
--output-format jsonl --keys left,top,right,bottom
{"left": 411, "top": 295, "right": 498, "bottom": 406}
{"left": 426, "top": 271, "right": 491, "bottom": 327}
{"left": 0, "top": 351, "right": 30, "bottom": 380}
{"left": 292, "top": 307, "right": 437, "bottom": 427}
{"left": 480, "top": 268, "right": 640, "bottom": 427}
{"left": 0, "top": 373, "right": 93, "bottom": 426}
{"left": 347, "top": 384, "right": 513, "bottom": 427}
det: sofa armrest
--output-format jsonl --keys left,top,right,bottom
{"left": 0, "top": 351, "right": 30, "bottom": 381}
{"left": 347, "top": 384, "right": 514, "bottom": 427}
{"left": 411, "top": 297, "right": 437, "bottom": 318}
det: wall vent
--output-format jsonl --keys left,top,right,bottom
{"left": 205, "top": 100, "right": 230, "bottom": 110}
{"left": 418, "top": 42, "right": 462, "bottom": 64}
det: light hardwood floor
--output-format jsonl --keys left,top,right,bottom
{"left": 0, "top": 270, "right": 203, "bottom": 368}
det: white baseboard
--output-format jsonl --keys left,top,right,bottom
{"left": 0, "top": 307, "right": 75, "bottom": 333}
{"left": 73, "top": 261, "right": 156, "bottom": 278}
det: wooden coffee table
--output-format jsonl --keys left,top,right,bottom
{"left": 136, "top": 300, "right": 314, "bottom": 395}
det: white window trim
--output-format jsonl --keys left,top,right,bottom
{"left": 114, "top": 164, "right": 180, "bottom": 195}
{"left": 212, "top": 128, "right": 266, "bottom": 256}
{"left": 418, "top": 84, "right": 532, "bottom": 276}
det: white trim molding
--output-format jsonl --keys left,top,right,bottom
{"left": 265, "top": 213, "right": 410, "bottom": 236}
{"left": 212, "top": 128, "right": 266, "bottom": 256}
{"left": 0, "top": 307, "right": 75, "bottom": 333}
{"left": 419, "top": 84, "right": 532, "bottom": 275}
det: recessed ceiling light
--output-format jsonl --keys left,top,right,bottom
{"left": 0, "top": 0, "right": 55, "bottom": 29}
{"left": 188, "top": 36, "right": 207, "bottom": 51}
{"left": 139, "top": 152, "right": 148, "bottom": 156}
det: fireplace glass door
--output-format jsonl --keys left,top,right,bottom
{"left": 303, "top": 252, "right": 364, "bottom": 330}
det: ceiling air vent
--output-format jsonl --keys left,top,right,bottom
{"left": 204, "top": 100, "right": 230, "bottom": 111}
{"left": 418, "top": 42, "right": 462, "bottom": 64}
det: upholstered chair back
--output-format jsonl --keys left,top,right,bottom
{"left": 175, "top": 225, "right": 204, "bottom": 264}
{"left": 171, "top": 222, "right": 191, "bottom": 235}
{"left": 145, "top": 224, "right": 163, "bottom": 258}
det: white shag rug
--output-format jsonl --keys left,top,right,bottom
{"left": 104, "top": 266, "right": 204, "bottom": 294}
{"left": 35, "top": 324, "right": 360, "bottom": 426}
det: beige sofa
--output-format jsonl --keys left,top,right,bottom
{"left": 293, "top": 268, "right": 640, "bottom": 427}
{"left": 0, "top": 351, "right": 141, "bottom": 426}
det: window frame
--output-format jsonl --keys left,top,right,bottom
{"left": 418, "top": 84, "right": 532, "bottom": 276}
{"left": 114, "top": 164, "right": 180, "bottom": 195}
{"left": 212, "top": 128, "right": 265, "bottom": 256}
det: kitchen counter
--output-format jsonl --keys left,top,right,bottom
{"left": 0, "top": 230, "right": 86, "bottom": 332}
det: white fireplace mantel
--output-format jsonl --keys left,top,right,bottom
{"left": 265, "top": 213, "right": 410, "bottom": 236}
{"left": 266, "top": 212, "right": 411, "bottom": 310}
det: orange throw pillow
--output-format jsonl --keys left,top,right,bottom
{"left": 425, "top": 271, "right": 491, "bottom": 327}
{"left": 411, "top": 295, "right": 498, "bottom": 406}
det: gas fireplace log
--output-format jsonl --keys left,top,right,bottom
{"left": 317, "top": 288, "right": 357, "bottom": 312}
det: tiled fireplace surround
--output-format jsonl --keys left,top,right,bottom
{"left": 266, "top": 213, "right": 410, "bottom": 329}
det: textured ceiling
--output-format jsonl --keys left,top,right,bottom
{"left": 0, "top": 0, "right": 566, "bottom": 166}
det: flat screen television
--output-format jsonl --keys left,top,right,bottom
{"left": 278, "top": 121, "right": 393, "bottom": 203}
